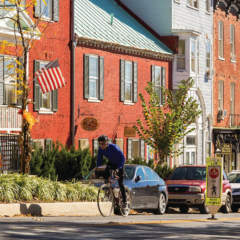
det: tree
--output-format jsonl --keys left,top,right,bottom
{"left": 0, "top": 0, "right": 48, "bottom": 173}
{"left": 134, "top": 78, "right": 202, "bottom": 165}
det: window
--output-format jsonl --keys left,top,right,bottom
{"left": 218, "top": 80, "right": 224, "bottom": 110}
{"left": 152, "top": 65, "right": 166, "bottom": 105}
{"left": 84, "top": 54, "right": 104, "bottom": 101}
{"left": 135, "top": 167, "right": 145, "bottom": 181}
{"left": 206, "top": 0, "right": 211, "bottom": 12}
{"left": 34, "top": 60, "right": 58, "bottom": 112}
{"left": 0, "top": 0, "right": 25, "bottom": 6}
{"left": 230, "top": 24, "right": 235, "bottom": 61}
{"left": 206, "top": 40, "right": 211, "bottom": 69}
{"left": 188, "top": 0, "right": 199, "bottom": 8}
{"left": 0, "top": 55, "right": 19, "bottom": 105}
{"left": 35, "top": 0, "right": 59, "bottom": 22}
{"left": 218, "top": 21, "right": 224, "bottom": 59}
{"left": 120, "top": 60, "right": 138, "bottom": 103}
{"left": 186, "top": 136, "right": 196, "bottom": 145}
{"left": 127, "top": 139, "right": 144, "bottom": 160}
{"left": 230, "top": 83, "right": 235, "bottom": 126}
{"left": 191, "top": 39, "right": 197, "bottom": 72}
{"left": 177, "top": 39, "right": 185, "bottom": 71}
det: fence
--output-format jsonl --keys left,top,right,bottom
{"left": 0, "top": 133, "right": 20, "bottom": 171}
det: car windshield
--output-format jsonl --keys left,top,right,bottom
{"left": 124, "top": 166, "right": 136, "bottom": 180}
{"left": 170, "top": 167, "right": 206, "bottom": 180}
{"left": 228, "top": 173, "right": 240, "bottom": 183}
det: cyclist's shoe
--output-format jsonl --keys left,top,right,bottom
{"left": 122, "top": 202, "right": 128, "bottom": 209}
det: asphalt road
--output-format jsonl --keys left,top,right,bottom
{"left": 1, "top": 212, "right": 240, "bottom": 239}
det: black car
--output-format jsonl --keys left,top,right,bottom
{"left": 85, "top": 164, "right": 168, "bottom": 214}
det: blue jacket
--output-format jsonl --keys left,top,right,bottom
{"left": 97, "top": 143, "right": 125, "bottom": 169}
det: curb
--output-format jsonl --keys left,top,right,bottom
{"left": 0, "top": 202, "right": 100, "bottom": 217}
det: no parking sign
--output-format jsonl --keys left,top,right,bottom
{"left": 206, "top": 157, "right": 223, "bottom": 206}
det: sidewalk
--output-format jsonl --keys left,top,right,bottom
{"left": 0, "top": 202, "right": 100, "bottom": 217}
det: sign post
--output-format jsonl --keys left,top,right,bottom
{"left": 205, "top": 157, "right": 223, "bottom": 220}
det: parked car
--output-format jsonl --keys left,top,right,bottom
{"left": 85, "top": 164, "right": 168, "bottom": 214}
{"left": 166, "top": 165, "right": 232, "bottom": 214}
{"left": 227, "top": 170, "right": 240, "bottom": 212}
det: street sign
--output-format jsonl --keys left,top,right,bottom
{"left": 206, "top": 157, "right": 223, "bottom": 206}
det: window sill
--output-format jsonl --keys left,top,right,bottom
{"left": 39, "top": 109, "right": 53, "bottom": 114}
{"left": 218, "top": 57, "right": 225, "bottom": 61}
{"left": 177, "top": 69, "right": 186, "bottom": 72}
{"left": 174, "top": 0, "right": 180, "bottom": 4}
{"left": 40, "top": 16, "right": 54, "bottom": 23}
{"left": 231, "top": 58, "right": 236, "bottom": 63}
{"left": 123, "top": 101, "right": 134, "bottom": 105}
{"left": 205, "top": 11, "right": 211, "bottom": 15}
{"left": 87, "top": 99, "right": 100, "bottom": 103}
{"left": 186, "top": 4, "right": 199, "bottom": 11}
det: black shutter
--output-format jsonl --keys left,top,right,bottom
{"left": 99, "top": 56, "right": 104, "bottom": 100}
{"left": 34, "top": 60, "right": 41, "bottom": 111}
{"left": 120, "top": 59, "right": 125, "bottom": 102}
{"left": 84, "top": 55, "right": 89, "bottom": 99}
{"left": 34, "top": 0, "right": 41, "bottom": 18}
{"left": 133, "top": 62, "right": 138, "bottom": 103}
{"left": 52, "top": 0, "right": 59, "bottom": 22}
{"left": 161, "top": 67, "right": 166, "bottom": 105}
{"left": 127, "top": 138, "right": 132, "bottom": 160}
{"left": 52, "top": 89, "right": 58, "bottom": 112}
{"left": 0, "top": 56, "right": 3, "bottom": 105}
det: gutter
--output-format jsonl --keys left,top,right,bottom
{"left": 70, "top": 0, "right": 76, "bottom": 146}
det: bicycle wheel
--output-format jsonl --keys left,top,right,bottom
{"left": 97, "top": 184, "right": 114, "bottom": 217}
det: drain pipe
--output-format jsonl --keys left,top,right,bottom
{"left": 70, "top": 0, "right": 76, "bottom": 147}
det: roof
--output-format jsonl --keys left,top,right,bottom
{"left": 74, "top": 0, "right": 173, "bottom": 56}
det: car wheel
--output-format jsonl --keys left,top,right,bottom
{"left": 221, "top": 194, "right": 231, "bottom": 213}
{"left": 199, "top": 203, "right": 209, "bottom": 214}
{"left": 231, "top": 205, "right": 239, "bottom": 213}
{"left": 179, "top": 206, "right": 189, "bottom": 213}
{"left": 154, "top": 193, "right": 167, "bottom": 215}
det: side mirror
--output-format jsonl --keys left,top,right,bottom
{"left": 135, "top": 175, "right": 141, "bottom": 183}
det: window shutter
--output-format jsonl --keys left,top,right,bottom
{"left": 93, "top": 139, "right": 99, "bottom": 156}
{"left": 140, "top": 139, "right": 145, "bottom": 160}
{"left": 53, "top": 0, "right": 59, "bottom": 22}
{"left": 99, "top": 56, "right": 104, "bottom": 100}
{"left": 151, "top": 65, "right": 155, "bottom": 84}
{"left": 17, "top": 57, "right": 23, "bottom": 106}
{"left": 34, "top": 60, "right": 41, "bottom": 111}
{"left": 0, "top": 56, "right": 4, "bottom": 105}
{"left": 127, "top": 138, "right": 132, "bottom": 160}
{"left": 84, "top": 55, "right": 89, "bottom": 99}
{"left": 45, "top": 138, "right": 52, "bottom": 151}
{"left": 161, "top": 67, "right": 166, "bottom": 105}
{"left": 133, "top": 62, "right": 138, "bottom": 103}
{"left": 34, "top": 0, "right": 41, "bottom": 18}
{"left": 120, "top": 59, "right": 125, "bottom": 102}
{"left": 52, "top": 89, "right": 58, "bottom": 112}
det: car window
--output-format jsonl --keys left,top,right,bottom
{"left": 135, "top": 167, "right": 145, "bottom": 181}
{"left": 170, "top": 167, "right": 206, "bottom": 180}
{"left": 228, "top": 173, "right": 240, "bottom": 183}
{"left": 144, "top": 166, "right": 159, "bottom": 181}
{"left": 124, "top": 166, "right": 136, "bottom": 180}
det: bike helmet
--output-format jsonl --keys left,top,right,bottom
{"left": 97, "top": 135, "right": 108, "bottom": 142}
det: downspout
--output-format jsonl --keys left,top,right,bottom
{"left": 70, "top": 0, "right": 76, "bottom": 147}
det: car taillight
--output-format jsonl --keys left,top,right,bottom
{"left": 189, "top": 186, "right": 202, "bottom": 193}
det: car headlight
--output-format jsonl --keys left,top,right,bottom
{"left": 189, "top": 186, "right": 202, "bottom": 193}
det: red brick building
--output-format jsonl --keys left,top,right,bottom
{"left": 213, "top": 0, "right": 240, "bottom": 172}
{"left": 72, "top": 0, "right": 175, "bottom": 160}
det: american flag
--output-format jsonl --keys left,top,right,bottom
{"left": 35, "top": 59, "right": 66, "bottom": 93}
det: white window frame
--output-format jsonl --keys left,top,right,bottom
{"left": 88, "top": 55, "right": 99, "bottom": 100}
{"left": 191, "top": 39, "right": 197, "bottom": 73}
{"left": 218, "top": 80, "right": 224, "bottom": 111}
{"left": 230, "top": 24, "right": 236, "bottom": 61}
{"left": 40, "top": 0, "right": 53, "bottom": 20}
{"left": 124, "top": 61, "right": 133, "bottom": 102}
{"left": 218, "top": 21, "right": 224, "bottom": 59}
{"left": 177, "top": 39, "right": 186, "bottom": 71}
{"left": 187, "top": 0, "right": 199, "bottom": 9}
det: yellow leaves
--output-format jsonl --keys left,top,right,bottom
{"left": 23, "top": 110, "right": 38, "bottom": 130}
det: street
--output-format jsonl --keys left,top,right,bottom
{"left": 1, "top": 212, "right": 240, "bottom": 240}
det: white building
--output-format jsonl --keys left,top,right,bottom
{"left": 120, "top": 0, "right": 213, "bottom": 166}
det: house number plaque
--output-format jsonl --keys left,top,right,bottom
{"left": 81, "top": 117, "right": 98, "bottom": 131}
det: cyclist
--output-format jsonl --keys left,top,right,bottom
{"left": 96, "top": 135, "right": 127, "bottom": 208}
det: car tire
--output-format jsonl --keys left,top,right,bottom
{"left": 221, "top": 194, "right": 231, "bottom": 213}
{"left": 179, "top": 206, "right": 189, "bottom": 213}
{"left": 199, "top": 203, "right": 209, "bottom": 214}
{"left": 154, "top": 193, "right": 167, "bottom": 215}
{"left": 231, "top": 205, "right": 239, "bottom": 213}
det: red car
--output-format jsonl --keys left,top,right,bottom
{"left": 166, "top": 165, "right": 232, "bottom": 214}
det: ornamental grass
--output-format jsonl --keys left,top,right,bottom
{"left": 0, "top": 173, "right": 98, "bottom": 203}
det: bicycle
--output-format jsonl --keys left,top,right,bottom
{"left": 97, "top": 168, "right": 130, "bottom": 217}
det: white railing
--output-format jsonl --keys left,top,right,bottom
{"left": 0, "top": 106, "right": 22, "bottom": 131}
